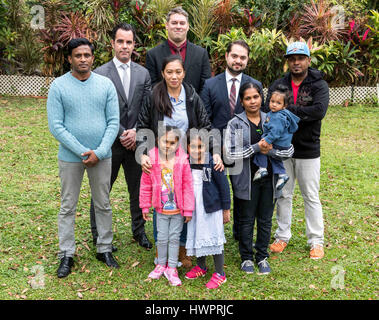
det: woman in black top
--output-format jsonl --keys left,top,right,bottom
{"left": 136, "top": 55, "right": 223, "bottom": 268}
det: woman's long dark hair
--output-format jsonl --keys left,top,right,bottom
{"left": 153, "top": 55, "right": 185, "bottom": 118}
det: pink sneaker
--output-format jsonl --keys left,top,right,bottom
{"left": 164, "top": 266, "right": 182, "bottom": 286}
{"left": 185, "top": 265, "right": 207, "bottom": 279}
{"left": 148, "top": 264, "right": 166, "bottom": 280}
{"left": 205, "top": 273, "right": 227, "bottom": 289}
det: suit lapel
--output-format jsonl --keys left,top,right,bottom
{"left": 108, "top": 60, "right": 127, "bottom": 103}
{"left": 235, "top": 73, "right": 248, "bottom": 113}
{"left": 183, "top": 41, "right": 192, "bottom": 72}
{"left": 218, "top": 72, "right": 230, "bottom": 114}
{"left": 128, "top": 62, "right": 137, "bottom": 103}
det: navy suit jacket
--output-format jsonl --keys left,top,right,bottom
{"left": 200, "top": 72, "right": 264, "bottom": 135}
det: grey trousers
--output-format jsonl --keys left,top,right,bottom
{"left": 58, "top": 159, "right": 113, "bottom": 259}
{"left": 275, "top": 158, "right": 324, "bottom": 246}
{"left": 156, "top": 212, "right": 184, "bottom": 268}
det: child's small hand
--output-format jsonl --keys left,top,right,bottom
{"left": 142, "top": 211, "right": 151, "bottom": 221}
{"left": 141, "top": 154, "right": 152, "bottom": 174}
{"left": 213, "top": 153, "right": 224, "bottom": 172}
{"left": 260, "top": 139, "right": 269, "bottom": 148}
{"left": 184, "top": 216, "right": 192, "bottom": 223}
{"left": 223, "top": 210, "right": 230, "bottom": 224}
{"left": 258, "top": 139, "right": 272, "bottom": 154}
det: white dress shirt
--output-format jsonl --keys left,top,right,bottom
{"left": 225, "top": 69, "right": 243, "bottom": 98}
{"left": 113, "top": 56, "right": 131, "bottom": 90}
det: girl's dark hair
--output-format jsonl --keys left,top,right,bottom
{"left": 271, "top": 84, "right": 290, "bottom": 106}
{"left": 186, "top": 129, "right": 203, "bottom": 146}
{"left": 239, "top": 81, "right": 263, "bottom": 101}
{"left": 157, "top": 125, "right": 181, "bottom": 141}
{"left": 153, "top": 55, "right": 185, "bottom": 117}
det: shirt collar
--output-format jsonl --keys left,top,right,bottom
{"left": 168, "top": 85, "right": 186, "bottom": 104}
{"left": 225, "top": 69, "right": 243, "bottom": 83}
{"left": 167, "top": 39, "right": 187, "bottom": 51}
{"left": 113, "top": 56, "right": 131, "bottom": 69}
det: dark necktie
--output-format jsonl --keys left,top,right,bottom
{"left": 229, "top": 78, "right": 237, "bottom": 116}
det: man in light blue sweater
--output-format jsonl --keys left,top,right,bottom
{"left": 47, "top": 38, "right": 120, "bottom": 278}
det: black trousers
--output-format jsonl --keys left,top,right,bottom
{"left": 235, "top": 176, "right": 275, "bottom": 263}
{"left": 90, "top": 144, "right": 145, "bottom": 239}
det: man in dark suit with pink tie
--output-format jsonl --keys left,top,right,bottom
{"left": 200, "top": 40, "right": 264, "bottom": 241}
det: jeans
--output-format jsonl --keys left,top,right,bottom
{"left": 58, "top": 159, "right": 113, "bottom": 258}
{"left": 275, "top": 158, "right": 324, "bottom": 245}
{"left": 156, "top": 212, "right": 184, "bottom": 268}
{"left": 253, "top": 144, "right": 289, "bottom": 175}
{"left": 236, "top": 176, "right": 275, "bottom": 263}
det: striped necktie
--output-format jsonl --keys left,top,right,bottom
{"left": 229, "top": 78, "right": 237, "bottom": 116}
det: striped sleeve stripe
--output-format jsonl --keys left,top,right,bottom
{"left": 274, "top": 145, "right": 294, "bottom": 158}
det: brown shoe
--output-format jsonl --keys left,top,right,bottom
{"left": 269, "top": 239, "right": 288, "bottom": 253}
{"left": 179, "top": 246, "right": 192, "bottom": 268}
{"left": 310, "top": 244, "right": 324, "bottom": 259}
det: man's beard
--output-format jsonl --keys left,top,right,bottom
{"left": 227, "top": 64, "right": 245, "bottom": 76}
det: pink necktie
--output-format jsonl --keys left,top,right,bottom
{"left": 229, "top": 78, "right": 237, "bottom": 116}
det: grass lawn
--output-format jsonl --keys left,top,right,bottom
{"left": 0, "top": 96, "right": 378, "bottom": 300}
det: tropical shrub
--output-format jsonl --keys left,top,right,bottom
{"left": 0, "top": 0, "right": 43, "bottom": 75}
{"left": 311, "top": 40, "right": 363, "bottom": 85}
{"left": 187, "top": 0, "right": 217, "bottom": 49}
{"left": 211, "top": 27, "right": 287, "bottom": 87}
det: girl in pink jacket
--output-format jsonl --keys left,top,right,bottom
{"left": 139, "top": 126, "right": 194, "bottom": 286}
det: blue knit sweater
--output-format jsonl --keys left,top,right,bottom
{"left": 47, "top": 71, "right": 119, "bottom": 162}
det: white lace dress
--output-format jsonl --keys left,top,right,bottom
{"left": 186, "top": 168, "right": 226, "bottom": 257}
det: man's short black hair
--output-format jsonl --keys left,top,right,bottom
{"left": 67, "top": 38, "right": 95, "bottom": 56}
{"left": 111, "top": 23, "right": 136, "bottom": 41}
{"left": 226, "top": 40, "right": 250, "bottom": 56}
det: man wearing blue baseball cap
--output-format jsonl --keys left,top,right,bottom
{"left": 264, "top": 41, "right": 329, "bottom": 259}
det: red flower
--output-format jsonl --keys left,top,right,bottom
{"left": 349, "top": 20, "right": 355, "bottom": 33}
{"left": 362, "top": 29, "right": 369, "bottom": 41}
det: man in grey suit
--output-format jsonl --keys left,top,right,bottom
{"left": 89, "top": 23, "right": 152, "bottom": 250}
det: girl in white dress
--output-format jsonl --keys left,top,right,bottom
{"left": 185, "top": 131, "right": 231, "bottom": 289}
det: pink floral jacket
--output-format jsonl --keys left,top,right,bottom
{"left": 139, "top": 147, "right": 194, "bottom": 217}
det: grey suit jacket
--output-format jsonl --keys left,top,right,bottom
{"left": 94, "top": 60, "right": 151, "bottom": 138}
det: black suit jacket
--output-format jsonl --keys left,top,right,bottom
{"left": 94, "top": 60, "right": 151, "bottom": 139}
{"left": 145, "top": 40, "right": 212, "bottom": 94}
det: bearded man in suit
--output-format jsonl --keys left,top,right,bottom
{"left": 200, "top": 40, "right": 263, "bottom": 242}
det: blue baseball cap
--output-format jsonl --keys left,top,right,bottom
{"left": 284, "top": 42, "right": 310, "bottom": 58}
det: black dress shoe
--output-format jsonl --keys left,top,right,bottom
{"left": 93, "top": 238, "right": 117, "bottom": 252}
{"left": 57, "top": 256, "right": 74, "bottom": 278}
{"left": 133, "top": 233, "right": 153, "bottom": 250}
{"left": 96, "top": 252, "right": 120, "bottom": 268}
